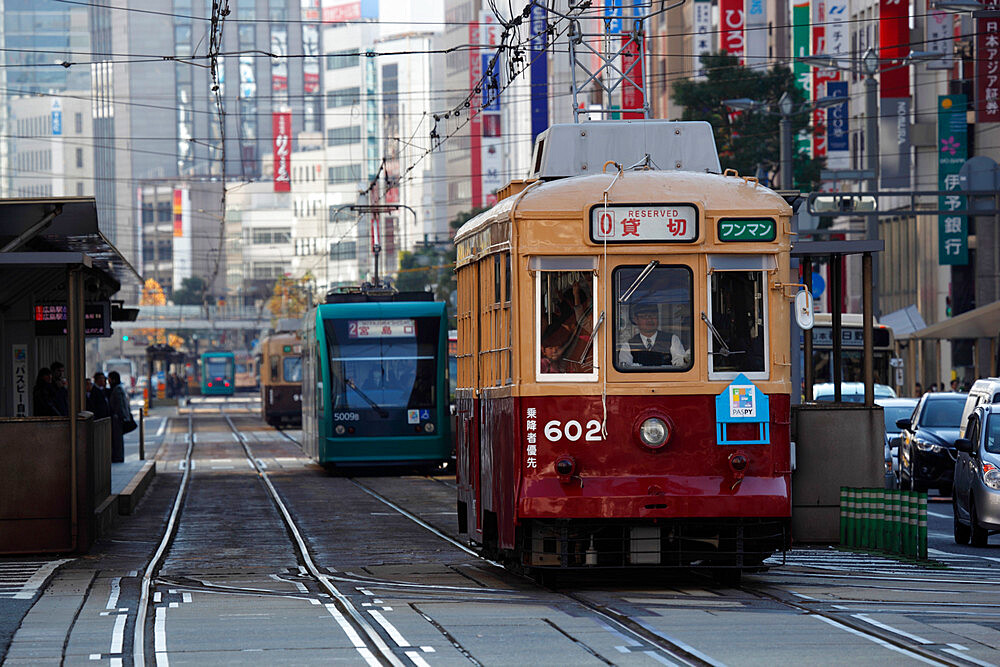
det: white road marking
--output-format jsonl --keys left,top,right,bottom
{"left": 154, "top": 606, "right": 168, "bottom": 662}
{"left": 153, "top": 592, "right": 161, "bottom": 603}
{"left": 941, "top": 648, "right": 997, "bottom": 667}
{"left": 182, "top": 593, "right": 192, "bottom": 603}
{"left": 106, "top": 577, "right": 121, "bottom": 609}
{"left": 405, "top": 650, "right": 432, "bottom": 667}
{"left": 928, "top": 511, "right": 951, "bottom": 519}
{"left": 852, "top": 613, "right": 933, "bottom": 644}
{"left": 89, "top": 654, "right": 101, "bottom": 660}
{"left": 5, "top": 559, "right": 72, "bottom": 600}
{"left": 368, "top": 609, "right": 409, "bottom": 647}
{"left": 111, "top": 613, "right": 127, "bottom": 653}
{"left": 811, "top": 616, "right": 943, "bottom": 665}
{"left": 420, "top": 647, "right": 434, "bottom": 653}
{"left": 324, "top": 604, "right": 381, "bottom": 667}
{"left": 111, "top": 659, "right": 122, "bottom": 667}
{"left": 156, "top": 419, "right": 167, "bottom": 437}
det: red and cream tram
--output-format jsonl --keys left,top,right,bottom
{"left": 454, "top": 122, "right": 803, "bottom": 575}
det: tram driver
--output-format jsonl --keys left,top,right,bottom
{"left": 619, "top": 302, "right": 690, "bottom": 369}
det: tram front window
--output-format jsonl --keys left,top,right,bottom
{"left": 283, "top": 356, "right": 302, "bottom": 382}
{"left": 205, "top": 359, "right": 230, "bottom": 378}
{"left": 709, "top": 271, "right": 766, "bottom": 374}
{"left": 324, "top": 317, "right": 439, "bottom": 414}
{"left": 613, "top": 265, "right": 693, "bottom": 372}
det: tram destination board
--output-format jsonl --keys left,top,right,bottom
{"left": 34, "top": 301, "right": 111, "bottom": 337}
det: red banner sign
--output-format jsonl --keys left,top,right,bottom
{"left": 172, "top": 189, "right": 183, "bottom": 237}
{"left": 322, "top": 1, "right": 360, "bottom": 23}
{"left": 272, "top": 111, "right": 291, "bottom": 193}
{"left": 719, "top": 0, "right": 744, "bottom": 59}
{"left": 469, "top": 22, "right": 482, "bottom": 207}
{"left": 976, "top": 11, "right": 1000, "bottom": 122}
{"left": 621, "top": 36, "right": 644, "bottom": 119}
{"left": 879, "top": 0, "right": 909, "bottom": 98}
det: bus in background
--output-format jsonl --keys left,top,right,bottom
{"left": 234, "top": 350, "right": 258, "bottom": 391}
{"left": 103, "top": 358, "right": 136, "bottom": 396}
{"left": 806, "top": 313, "right": 896, "bottom": 387}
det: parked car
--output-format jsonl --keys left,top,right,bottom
{"left": 877, "top": 397, "right": 918, "bottom": 488}
{"left": 812, "top": 382, "right": 897, "bottom": 402}
{"left": 952, "top": 404, "right": 1000, "bottom": 546}
{"left": 897, "top": 392, "right": 967, "bottom": 495}
{"left": 959, "top": 377, "right": 1000, "bottom": 439}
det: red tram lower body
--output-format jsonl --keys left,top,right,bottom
{"left": 262, "top": 384, "right": 302, "bottom": 426}
{"left": 456, "top": 393, "right": 791, "bottom": 569}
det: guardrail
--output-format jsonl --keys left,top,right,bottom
{"left": 839, "top": 487, "right": 927, "bottom": 560}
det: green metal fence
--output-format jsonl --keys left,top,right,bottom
{"left": 839, "top": 487, "right": 927, "bottom": 559}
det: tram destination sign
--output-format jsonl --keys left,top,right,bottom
{"left": 590, "top": 204, "right": 698, "bottom": 243}
{"left": 348, "top": 319, "right": 416, "bottom": 339}
{"left": 718, "top": 217, "right": 776, "bottom": 242}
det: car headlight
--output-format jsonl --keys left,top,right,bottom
{"left": 983, "top": 463, "right": 1000, "bottom": 490}
{"left": 914, "top": 438, "right": 943, "bottom": 453}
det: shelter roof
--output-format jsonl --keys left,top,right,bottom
{"left": 907, "top": 300, "right": 1000, "bottom": 340}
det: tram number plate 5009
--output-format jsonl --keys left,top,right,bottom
{"left": 543, "top": 419, "right": 602, "bottom": 442}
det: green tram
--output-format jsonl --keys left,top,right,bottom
{"left": 200, "top": 350, "right": 236, "bottom": 396}
{"left": 301, "top": 289, "right": 452, "bottom": 468}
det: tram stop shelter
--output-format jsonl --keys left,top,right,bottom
{"left": 791, "top": 238, "right": 887, "bottom": 543}
{"left": 0, "top": 197, "right": 140, "bottom": 554}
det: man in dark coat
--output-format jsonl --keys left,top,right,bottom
{"left": 88, "top": 371, "right": 112, "bottom": 419}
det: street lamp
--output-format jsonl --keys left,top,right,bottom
{"left": 722, "top": 94, "right": 844, "bottom": 190}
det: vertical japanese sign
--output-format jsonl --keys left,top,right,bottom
{"left": 810, "top": 0, "right": 838, "bottom": 158}
{"left": 719, "top": 0, "right": 744, "bottom": 60}
{"left": 468, "top": 21, "right": 482, "bottom": 207}
{"left": 693, "top": 0, "right": 714, "bottom": 80}
{"left": 172, "top": 188, "right": 192, "bottom": 288}
{"left": 792, "top": 2, "right": 811, "bottom": 157}
{"left": 621, "top": 35, "right": 645, "bottom": 118}
{"left": 51, "top": 99, "right": 62, "bottom": 135}
{"left": 744, "top": 0, "right": 767, "bottom": 68}
{"left": 272, "top": 111, "right": 291, "bottom": 192}
{"left": 938, "top": 94, "right": 969, "bottom": 265}
{"left": 529, "top": 4, "right": 549, "bottom": 143}
{"left": 524, "top": 406, "right": 538, "bottom": 470}
{"left": 926, "top": 11, "right": 954, "bottom": 70}
{"left": 479, "top": 12, "right": 503, "bottom": 205}
{"left": 976, "top": 9, "right": 1000, "bottom": 123}
{"left": 880, "top": 0, "right": 911, "bottom": 187}
{"left": 826, "top": 81, "right": 849, "bottom": 153}
{"left": 12, "top": 344, "right": 27, "bottom": 418}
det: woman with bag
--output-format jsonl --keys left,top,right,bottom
{"left": 107, "top": 371, "right": 134, "bottom": 462}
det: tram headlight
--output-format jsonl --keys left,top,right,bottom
{"left": 638, "top": 418, "right": 669, "bottom": 449}
{"left": 335, "top": 424, "right": 346, "bottom": 435}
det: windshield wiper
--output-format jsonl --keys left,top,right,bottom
{"left": 619, "top": 260, "right": 659, "bottom": 303}
{"left": 700, "top": 312, "right": 745, "bottom": 358}
{"left": 574, "top": 311, "right": 605, "bottom": 364}
{"left": 345, "top": 377, "right": 389, "bottom": 418}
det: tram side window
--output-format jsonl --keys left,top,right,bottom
{"left": 538, "top": 270, "right": 594, "bottom": 375}
{"left": 709, "top": 271, "right": 766, "bottom": 374}
{"left": 614, "top": 266, "right": 693, "bottom": 372}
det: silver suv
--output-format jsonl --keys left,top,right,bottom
{"left": 953, "top": 404, "right": 1000, "bottom": 546}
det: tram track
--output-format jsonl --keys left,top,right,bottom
{"left": 131, "top": 413, "right": 408, "bottom": 667}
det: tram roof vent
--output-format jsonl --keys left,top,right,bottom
{"left": 528, "top": 121, "right": 721, "bottom": 180}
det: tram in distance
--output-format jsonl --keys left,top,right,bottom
{"left": 301, "top": 286, "right": 452, "bottom": 468}
{"left": 200, "top": 350, "right": 236, "bottom": 396}
{"left": 454, "top": 121, "right": 810, "bottom": 576}
{"left": 234, "top": 350, "right": 258, "bottom": 391}
{"left": 259, "top": 331, "right": 303, "bottom": 426}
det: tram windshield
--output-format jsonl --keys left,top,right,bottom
{"left": 324, "top": 316, "right": 439, "bottom": 413}
{"left": 283, "top": 356, "right": 302, "bottom": 382}
{"left": 613, "top": 265, "right": 693, "bottom": 372}
{"left": 205, "top": 358, "right": 231, "bottom": 378}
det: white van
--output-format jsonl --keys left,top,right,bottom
{"left": 959, "top": 378, "right": 1000, "bottom": 438}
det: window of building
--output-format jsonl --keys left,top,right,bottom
{"left": 613, "top": 265, "right": 693, "bottom": 373}
{"left": 74, "top": 113, "right": 83, "bottom": 133}
{"left": 326, "top": 50, "right": 357, "bottom": 70}
{"left": 330, "top": 241, "right": 356, "bottom": 260}
{"left": 76, "top": 182, "right": 84, "bottom": 196}
{"left": 252, "top": 227, "right": 292, "bottom": 244}
{"left": 75, "top": 148, "right": 83, "bottom": 168}
{"left": 325, "top": 87, "right": 360, "bottom": 108}
{"left": 328, "top": 163, "right": 361, "bottom": 184}
{"left": 326, "top": 126, "right": 361, "bottom": 147}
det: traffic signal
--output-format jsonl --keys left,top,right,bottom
{"left": 122, "top": 334, "right": 130, "bottom": 342}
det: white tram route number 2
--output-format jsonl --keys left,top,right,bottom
{"left": 543, "top": 419, "right": 602, "bottom": 442}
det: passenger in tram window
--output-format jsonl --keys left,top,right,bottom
{"left": 32, "top": 367, "right": 60, "bottom": 416}
{"left": 540, "top": 323, "right": 571, "bottom": 374}
{"left": 620, "top": 303, "right": 689, "bottom": 368}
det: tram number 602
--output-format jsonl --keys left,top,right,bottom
{"left": 543, "top": 419, "right": 602, "bottom": 442}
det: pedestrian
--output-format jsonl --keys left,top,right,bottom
{"left": 32, "top": 367, "right": 61, "bottom": 416}
{"left": 950, "top": 378, "right": 960, "bottom": 392}
{"left": 88, "top": 371, "right": 112, "bottom": 420}
{"left": 914, "top": 382, "right": 923, "bottom": 397}
{"left": 107, "top": 370, "right": 131, "bottom": 462}
{"left": 50, "top": 360, "right": 69, "bottom": 416}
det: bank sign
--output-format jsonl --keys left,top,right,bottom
{"left": 938, "top": 95, "right": 968, "bottom": 265}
